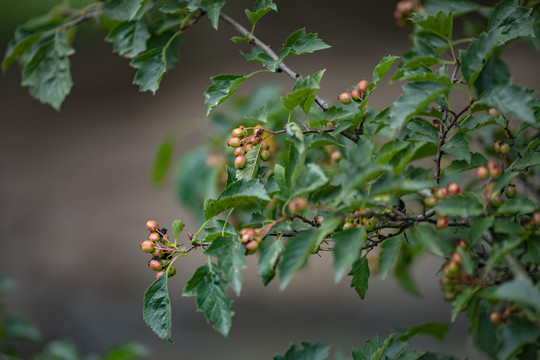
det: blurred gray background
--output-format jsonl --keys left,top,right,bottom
{"left": 1, "top": 1, "right": 539, "bottom": 359}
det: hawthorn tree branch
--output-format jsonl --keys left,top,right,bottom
{"left": 219, "top": 12, "right": 360, "bottom": 143}
{"left": 57, "top": 11, "right": 102, "bottom": 30}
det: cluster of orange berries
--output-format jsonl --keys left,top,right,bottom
{"left": 338, "top": 80, "right": 369, "bottom": 105}
{"left": 440, "top": 241, "right": 467, "bottom": 301}
{"left": 227, "top": 125, "right": 271, "bottom": 169}
{"left": 140, "top": 220, "right": 176, "bottom": 279}
{"left": 238, "top": 227, "right": 262, "bottom": 254}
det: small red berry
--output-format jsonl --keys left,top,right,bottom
{"left": 167, "top": 266, "right": 177, "bottom": 277}
{"left": 149, "top": 232, "right": 161, "bottom": 242}
{"left": 423, "top": 196, "right": 438, "bottom": 208}
{"left": 477, "top": 165, "right": 489, "bottom": 180}
{"left": 261, "top": 141, "right": 270, "bottom": 150}
{"left": 443, "top": 261, "right": 459, "bottom": 278}
{"left": 357, "top": 80, "right": 369, "bottom": 93}
{"left": 326, "top": 122, "right": 335, "bottom": 129}
{"left": 149, "top": 259, "right": 162, "bottom": 271}
{"left": 447, "top": 183, "right": 460, "bottom": 195}
{"left": 288, "top": 197, "right": 308, "bottom": 214}
{"left": 487, "top": 160, "right": 502, "bottom": 179}
{"left": 260, "top": 149, "right": 271, "bottom": 161}
{"left": 235, "top": 155, "right": 246, "bottom": 169}
{"left": 338, "top": 92, "right": 352, "bottom": 105}
{"left": 489, "top": 312, "right": 502, "bottom": 324}
{"left": 245, "top": 240, "right": 259, "bottom": 252}
{"left": 239, "top": 228, "right": 256, "bottom": 243}
{"left": 227, "top": 137, "right": 242, "bottom": 147}
{"left": 351, "top": 88, "right": 361, "bottom": 100}
{"left": 433, "top": 187, "right": 449, "bottom": 199}
{"left": 450, "top": 251, "right": 463, "bottom": 265}
{"left": 436, "top": 218, "right": 449, "bottom": 229}
{"left": 140, "top": 240, "right": 155, "bottom": 253}
{"left": 456, "top": 239, "right": 467, "bottom": 250}
{"left": 146, "top": 220, "right": 159, "bottom": 232}
{"left": 234, "top": 147, "right": 245, "bottom": 157}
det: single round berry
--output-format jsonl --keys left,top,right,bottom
{"left": 232, "top": 127, "right": 246, "bottom": 138}
{"left": 149, "top": 232, "right": 161, "bottom": 242}
{"left": 260, "top": 149, "right": 271, "bottom": 161}
{"left": 351, "top": 88, "right": 361, "bottom": 100}
{"left": 261, "top": 141, "right": 270, "bottom": 150}
{"left": 288, "top": 197, "right": 308, "bottom": 214}
{"left": 152, "top": 248, "right": 164, "bottom": 258}
{"left": 477, "top": 165, "right": 489, "bottom": 180}
{"left": 532, "top": 212, "right": 540, "bottom": 226}
{"left": 443, "top": 261, "right": 459, "bottom": 278}
{"left": 491, "top": 195, "right": 503, "bottom": 207}
{"left": 505, "top": 184, "right": 516, "bottom": 198}
{"left": 140, "top": 240, "right": 155, "bottom": 253}
{"left": 436, "top": 217, "right": 449, "bottom": 230}
{"left": 338, "top": 92, "right": 352, "bottom": 105}
{"left": 357, "top": 80, "right": 369, "bottom": 93}
{"left": 447, "top": 183, "right": 460, "bottom": 195}
{"left": 499, "top": 142, "right": 510, "bottom": 155}
{"left": 235, "top": 155, "right": 246, "bottom": 169}
{"left": 488, "top": 108, "right": 499, "bottom": 117}
{"left": 146, "top": 220, "right": 159, "bottom": 232}
{"left": 234, "top": 147, "right": 245, "bottom": 157}
{"left": 364, "top": 217, "right": 377, "bottom": 232}
{"left": 149, "top": 259, "right": 162, "bottom": 271}
{"left": 456, "top": 239, "right": 467, "bottom": 250}
{"left": 493, "top": 140, "right": 503, "bottom": 154}
{"left": 431, "top": 119, "right": 440, "bottom": 130}
{"left": 326, "top": 122, "right": 335, "bottom": 129}
{"left": 227, "top": 137, "right": 242, "bottom": 148}
{"left": 244, "top": 144, "right": 253, "bottom": 152}
{"left": 433, "top": 187, "right": 449, "bottom": 199}
{"left": 331, "top": 150, "right": 342, "bottom": 162}
{"left": 314, "top": 215, "right": 324, "bottom": 225}
{"left": 423, "top": 196, "right": 438, "bottom": 208}
{"left": 245, "top": 240, "right": 259, "bottom": 252}
{"left": 156, "top": 271, "right": 165, "bottom": 279}
{"left": 489, "top": 312, "right": 502, "bottom": 324}
{"left": 450, "top": 251, "right": 463, "bottom": 265}
{"left": 167, "top": 266, "right": 177, "bottom": 277}
{"left": 487, "top": 160, "right": 502, "bottom": 179}
{"left": 444, "top": 292, "right": 456, "bottom": 301}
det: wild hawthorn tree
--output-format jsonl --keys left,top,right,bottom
{"left": 4, "top": 0, "right": 540, "bottom": 359}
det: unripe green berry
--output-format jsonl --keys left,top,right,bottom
{"left": 232, "top": 127, "right": 246, "bottom": 138}
{"left": 357, "top": 80, "right": 369, "bottom": 93}
{"left": 152, "top": 248, "right": 164, "bottom": 258}
{"left": 443, "top": 261, "right": 459, "bottom": 278}
{"left": 444, "top": 292, "right": 456, "bottom": 301}
{"left": 261, "top": 141, "right": 270, "bottom": 150}
{"left": 245, "top": 240, "right": 259, "bottom": 254}
{"left": 505, "top": 184, "right": 516, "bottom": 198}
{"left": 487, "top": 160, "right": 501, "bottom": 179}
{"left": 499, "top": 142, "right": 510, "bottom": 155}
{"left": 491, "top": 195, "right": 503, "bottom": 207}
{"left": 338, "top": 92, "right": 352, "bottom": 104}
{"left": 433, "top": 187, "right": 449, "bottom": 199}
{"left": 288, "top": 197, "right": 308, "bottom": 214}
{"left": 447, "top": 183, "right": 460, "bottom": 195}
{"left": 343, "top": 222, "right": 355, "bottom": 230}
{"left": 149, "top": 259, "right": 162, "bottom": 271}
{"left": 488, "top": 108, "right": 499, "bottom": 117}
{"left": 326, "top": 122, "right": 335, "bottom": 129}
{"left": 146, "top": 220, "right": 159, "bottom": 232}
{"left": 423, "top": 196, "right": 438, "bottom": 208}
{"left": 141, "top": 240, "right": 155, "bottom": 253}
{"left": 167, "top": 266, "right": 177, "bottom": 277}
{"left": 244, "top": 144, "right": 253, "bottom": 152}
{"left": 260, "top": 149, "right": 271, "bottom": 161}
{"left": 235, "top": 155, "right": 246, "bottom": 169}
{"left": 227, "top": 137, "right": 242, "bottom": 147}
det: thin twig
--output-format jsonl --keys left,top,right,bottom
{"left": 58, "top": 11, "right": 102, "bottom": 30}
{"left": 219, "top": 12, "right": 360, "bottom": 143}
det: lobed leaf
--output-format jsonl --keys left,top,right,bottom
{"left": 106, "top": 21, "right": 150, "bottom": 59}
{"left": 183, "top": 261, "right": 233, "bottom": 337}
{"left": 143, "top": 272, "right": 172, "bottom": 341}
{"left": 236, "top": 145, "right": 261, "bottom": 181}
{"left": 205, "top": 71, "right": 263, "bottom": 115}
{"left": 104, "top": 0, "right": 148, "bottom": 21}
{"left": 396, "top": 322, "right": 450, "bottom": 342}
{"left": 274, "top": 342, "right": 330, "bottom": 360}
{"left": 205, "top": 236, "right": 247, "bottom": 295}
{"left": 412, "top": 10, "right": 453, "bottom": 40}
{"left": 441, "top": 132, "right": 471, "bottom": 162}
{"left": 199, "top": 0, "right": 226, "bottom": 29}
{"left": 245, "top": 0, "right": 277, "bottom": 25}
{"left": 477, "top": 79, "right": 536, "bottom": 124}
{"left": 372, "top": 55, "right": 399, "bottom": 86}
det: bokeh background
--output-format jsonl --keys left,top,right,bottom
{"left": 1, "top": 1, "right": 539, "bottom": 359}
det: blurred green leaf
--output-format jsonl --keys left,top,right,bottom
{"left": 106, "top": 21, "right": 150, "bottom": 58}
{"left": 412, "top": 10, "right": 453, "bottom": 40}
{"left": 245, "top": 0, "right": 277, "bottom": 25}
{"left": 102, "top": 342, "right": 150, "bottom": 360}
{"left": 143, "top": 271, "right": 171, "bottom": 341}
{"left": 172, "top": 219, "right": 185, "bottom": 241}
{"left": 451, "top": 287, "right": 480, "bottom": 321}
{"left": 152, "top": 135, "right": 173, "bottom": 184}
{"left": 396, "top": 322, "right": 450, "bottom": 342}
{"left": 1, "top": 316, "right": 42, "bottom": 342}
{"left": 349, "top": 256, "right": 370, "bottom": 300}
{"left": 378, "top": 236, "right": 402, "bottom": 281}
{"left": 205, "top": 236, "right": 247, "bottom": 295}
{"left": 477, "top": 79, "right": 536, "bottom": 124}
{"left": 258, "top": 236, "right": 282, "bottom": 286}
{"left": 433, "top": 195, "right": 483, "bottom": 216}
{"left": 372, "top": 55, "right": 399, "bottom": 86}
{"left": 274, "top": 342, "right": 330, "bottom": 360}
{"left": 333, "top": 227, "right": 366, "bottom": 283}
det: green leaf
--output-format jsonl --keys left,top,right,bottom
{"left": 451, "top": 287, "right": 480, "bottom": 321}
{"left": 282, "top": 28, "right": 330, "bottom": 56}
{"left": 130, "top": 32, "right": 181, "bottom": 94}
{"left": 372, "top": 55, "right": 399, "bottom": 86}
{"left": 396, "top": 322, "right": 450, "bottom": 342}
{"left": 349, "top": 256, "right": 370, "bottom": 300}
{"left": 3, "top": 31, "right": 43, "bottom": 72}
{"left": 485, "top": 238, "right": 523, "bottom": 273}
{"left": 102, "top": 342, "right": 150, "bottom": 360}
{"left": 511, "top": 151, "right": 540, "bottom": 169}
{"left": 333, "top": 227, "right": 367, "bottom": 283}
{"left": 395, "top": 246, "right": 421, "bottom": 296}
{"left": 183, "top": 261, "right": 233, "bottom": 337}
{"left": 497, "top": 197, "right": 538, "bottom": 215}
{"left": 352, "top": 335, "right": 383, "bottom": 360}
{"left": 412, "top": 10, "right": 453, "bottom": 40}
{"left": 243, "top": 47, "right": 278, "bottom": 71}
{"left": 477, "top": 79, "right": 536, "bottom": 124}
{"left": 1, "top": 316, "right": 42, "bottom": 342}
{"left": 292, "top": 164, "right": 328, "bottom": 198}
{"left": 498, "top": 316, "right": 540, "bottom": 360}
{"left": 281, "top": 70, "right": 325, "bottom": 112}
{"left": 444, "top": 153, "right": 487, "bottom": 176}
{"left": 205, "top": 236, "right": 247, "bottom": 296}
{"left": 274, "top": 342, "right": 330, "bottom": 360}
{"left": 391, "top": 81, "right": 451, "bottom": 129}
{"left": 104, "top": 0, "right": 146, "bottom": 21}
{"left": 205, "top": 71, "right": 263, "bottom": 115}
{"left": 433, "top": 195, "right": 483, "bottom": 216}
{"left": 200, "top": 0, "right": 226, "bottom": 29}
{"left": 152, "top": 135, "right": 173, "bottom": 184}
{"left": 172, "top": 219, "right": 185, "bottom": 241}
{"left": 21, "top": 31, "right": 74, "bottom": 110}
{"left": 106, "top": 21, "right": 150, "bottom": 58}
{"left": 441, "top": 133, "right": 471, "bottom": 162}
{"left": 236, "top": 145, "right": 261, "bottom": 181}
{"left": 375, "top": 140, "right": 410, "bottom": 164}
{"left": 492, "top": 277, "right": 540, "bottom": 312}
{"left": 378, "top": 236, "right": 402, "bottom": 281}
{"left": 279, "top": 219, "right": 340, "bottom": 289}
{"left": 143, "top": 271, "right": 172, "bottom": 341}
{"left": 258, "top": 236, "right": 282, "bottom": 286}
{"left": 423, "top": 0, "right": 481, "bottom": 16}
{"left": 245, "top": 0, "right": 277, "bottom": 25}
{"left": 408, "top": 225, "right": 451, "bottom": 257}
{"left": 203, "top": 179, "right": 270, "bottom": 220}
